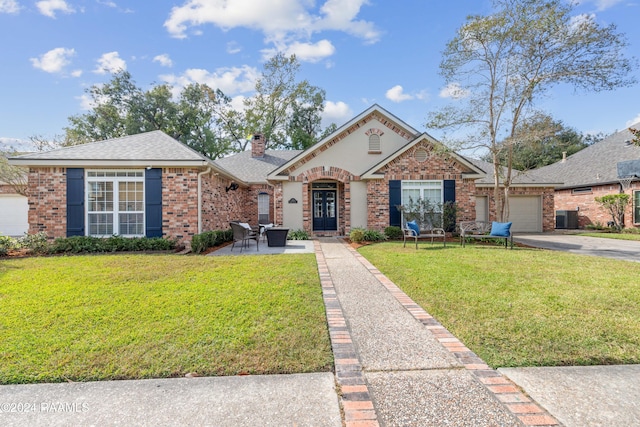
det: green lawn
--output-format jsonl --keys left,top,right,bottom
{"left": 0, "top": 254, "right": 332, "bottom": 384}
{"left": 580, "top": 232, "right": 640, "bottom": 241}
{"left": 358, "top": 242, "right": 640, "bottom": 368}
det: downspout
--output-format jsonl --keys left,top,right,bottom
{"left": 197, "top": 167, "right": 212, "bottom": 234}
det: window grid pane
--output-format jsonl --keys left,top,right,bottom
{"left": 87, "top": 171, "right": 144, "bottom": 237}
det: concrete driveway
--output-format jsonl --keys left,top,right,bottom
{"left": 514, "top": 233, "right": 640, "bottom": 262}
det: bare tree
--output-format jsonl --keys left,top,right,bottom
{"left": 428, "top": 0, "right": 636, "bottom": 221}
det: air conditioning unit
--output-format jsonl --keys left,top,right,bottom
{"left": 556, "top": 210, "right": 578, "bottom": 229}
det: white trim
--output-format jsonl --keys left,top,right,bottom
{"left": 85, "top": 169, "right": 145, "bottom": 237}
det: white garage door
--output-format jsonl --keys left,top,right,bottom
{"left": 0, "top": 194, "right": 29, "bottom": 236}
{"left": 508, "top": 196, "right": 542, "bottom": 232}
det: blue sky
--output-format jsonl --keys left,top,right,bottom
{"left": 1, "top": 0, "right": 639, "bottom": 151}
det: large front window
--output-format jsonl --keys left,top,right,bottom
{"left": 87, "top": 171, "right": 144, "bottom": 237}
{"left": 634, "top": 190, "right": 640, "bottom": 225}
{"left": 401, "top": 180, "right": 443, "bottom": 227}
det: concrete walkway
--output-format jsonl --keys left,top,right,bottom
{"left": 2, "top": 236, "right": 639, "bottom": 426}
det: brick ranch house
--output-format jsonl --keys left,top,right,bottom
{"left": 9, "top": 105, "right": 558, "bottom": 245}
{"left": 535, "top": 124, "right": 640, "bottom": 229}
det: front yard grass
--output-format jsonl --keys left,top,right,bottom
{"left": 0, "top": 254, "right": 332, "bottom": 384}
{"left": 580, "top": 232, "right": 640, "bottom": 241}
{"left": 358, "top": 242, "right": 640, "bottom": 368}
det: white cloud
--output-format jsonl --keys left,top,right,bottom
{"left": 385, "top": 85, "right": 429, "bottom": 103}
{"left": 94, "top": 51, "right": 126, "bottom": 74}
{"left": 164, "top": 0, "right": 379, "bottom": 50}
{"left": 626, "top": 113, "right": 640, "bottom": 128}
{"left": 153, "top": 54, "right": 173, "bottom": 67}
{"left": 160, "top": 65, "right": 259, "bottom": 96}
{"left": 30, "top": 47, "right": 76, "bottom": 73}
{"left": 594, "top": 0, "right": 624, "bottom": 11}
{"left": 226, "top": 41, "right": 242, "bottom": 54}
{"left": 322, "top": 101, "right": 352, "bottom": 127}
{"left": 0, "top": 137, "right": 34, "bottom": 152}
{"left": 0, "top": 0, "right": 20, "bottom": 14}
{"left": 36, "top": 0, "right": 75, "bottom": 18}
{"left": 262, "top": 39, "right": 335, "bottom": 63}
{"left": 439, "top": 83, "right": 469, "bottom": 100}
{"left": 71, "top": 69, "right": 83, "bottom": 77}
{"left": 386, "top": 85, "right": 413, "bottom": 103}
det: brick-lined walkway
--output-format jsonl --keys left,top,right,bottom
{"left": 315, "top": 239, "right": 561, "bottom": 427}
{"left": 314, "top": 241, "right": 380, "bottom": 427}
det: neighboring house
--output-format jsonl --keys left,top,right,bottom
{"left": 0, "top": 154, "right": 29, "bottom": 237}
{"left": 9, "top": 105, "right": 558, "bottom": 245}
{"left": 535, "top": 124, "right": 640, "bottom": 229}
{"left": 0, "top": 178, "right": 28, "bottom": 237}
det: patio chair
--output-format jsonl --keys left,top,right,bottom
{"left": 230, "top": 222, "right": 259, "bottom": 252}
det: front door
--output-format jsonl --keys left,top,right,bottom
{"left": 313, "top": 190, "right": 337, "bottom": 231}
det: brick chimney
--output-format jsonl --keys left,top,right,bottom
{"left": 251, "top": 133, "right": 265, "bottom": 158}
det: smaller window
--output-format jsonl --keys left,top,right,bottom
{"left": 368, "top": 134, "right": 381, "bottom": 153}
{"left": 572, "top": 187, "right": 592, "bottom": 195}
{"left": 258, "top": 193, "right": 270, "bottom": 224}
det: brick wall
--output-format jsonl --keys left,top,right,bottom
{"left": 161, "top": 168, "right": 200, "bottom": 243}
{"left": 366, "top": 140, "right": 477, "bottom": 231}
{"left": 200, "top": 172, "right": 245, "bottom": 232}
{"left": 555, "top": 182, "right": 640, "bottom": 228}
{"left": 26, "top": 167, "right": 67, "bottom": 238}
{"left": 24, "top": 166, "right": 252, "bottom": 245}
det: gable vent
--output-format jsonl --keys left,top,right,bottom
{"left": 369, "top": 134, "right": 381, "bottom": 152}
{"left": 414, "top": 148, "right": 428, "bottom": 162}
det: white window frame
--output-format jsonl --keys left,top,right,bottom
{"left": 401, "top": 180, "right": 444, "bottom": 226}
{"left": 258, "top": 193, "right": 270, "bottom": 224}
{"left": 86, "top": 170, "right": 145, "bottom": 237}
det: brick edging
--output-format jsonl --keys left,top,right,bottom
{"left": 343, "top": 242, "right": 561, "bottom": 427}
{"left": 313, "top": 241, "right": 380, "bottom": 427}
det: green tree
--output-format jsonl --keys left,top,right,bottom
{"left": 244, "top": 53, "right": 331, "bottom": 150}
{"left": 595, "top": 194, "right": 630, "bottom": 231}
{"left": 483, "top": 114, "right": 601, "bottom": 170}
{"left": 630, "top": 128, "right": 640, "bottom": 147}
{"left": 427, "top": 0, "right": 636, "bottom": 221}
{"left": 64, "top": 71, "right": 235, "bottom": 159}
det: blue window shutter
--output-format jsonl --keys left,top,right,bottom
{"left": 66, "top": 168, "right": 85, "bottom": 237}
{"left": 145, "top": 168, "right": 163, "bottom": 238}
{"left": 443, "top": 180, "right": 456, "bottom": 232}
{"left": 389, "top": 180, "right": 402, "bottom": 227}
{"left": 444, "top": 180, "right": 455, "bottom": 203}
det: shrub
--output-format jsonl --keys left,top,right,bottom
{"left": 19, "top": 232, "right": 50, "bottom": 254}
{"left": 0, "top": 235, "right": 20, "bottom": 255}
{"left": 288, "top": 229, "right": 309, "bottom": 240}
{"left": 362, "top": 229, "right": 387, "bottom": 242}
{"left": 190, "top": 229, "right": 234, "bottom": 254}
{"left": 442, "top": 201, "right": 458, "bottom": 233}
{"left": 349, "top": 228, "right": 365, "bottom": 243}
{"left": 384, "top": 226, "right": 403, "bottom": 240}
{"left": 51, "top": 236, "right": 177, "bottom": 254}
{"left": 595, "top": 194, "right": 630, "bottom": 231}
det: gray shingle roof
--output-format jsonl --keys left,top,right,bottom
{"left": 214, "top": 150, "right": 302, "bottom": 183}
{"left": 9, "top": 131, "right": 207, "bottom": 162}
{"left": 465, "top": 157, "right": 560, "bottom": 186}
{"left": 535, "top": 124, "right": 640, "bottom": 189}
